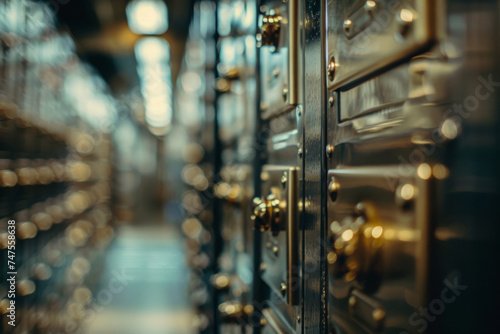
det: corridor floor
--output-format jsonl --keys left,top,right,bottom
{"left": 82, "top": 224, "right": 194, "bottom": 334}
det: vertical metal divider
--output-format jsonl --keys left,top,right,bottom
{"left": 252, "top": 1, "right": 266, "bottom": 333}
{"left": 302, "top": 0, "right": 326, "bottom": 332}
{"left": 320, "top": 0, "right": 328, "bottom": 332}
{"left": 298, "top": 0, "right": 306, "bottom": 332}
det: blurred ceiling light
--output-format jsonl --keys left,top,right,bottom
{"left": 126, "top": 0, "right": 169, "bottom": 35}
{"left": 181, "top": 71, "right": 202, "bottom": 93}
{"left": 145, "top": 93, "right": 172, "bottom": 127}
{"left": 217, "top": 2, "right": 232, "bottom": 36}
{"left": 135, "top": 37, "right": 170, "bottom": 64}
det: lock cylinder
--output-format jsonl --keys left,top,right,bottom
{"left": 251, "top": 195, "right": 280, "bottom": 233}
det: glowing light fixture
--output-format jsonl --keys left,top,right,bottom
{"left": 135, "top": 37, "right": 170, "bottom": 64}
{"left": 134, "top": 36, "right": 172, "bottom": 134}
{"left": 126, "top": 0, "right": 168, "bottom": 35}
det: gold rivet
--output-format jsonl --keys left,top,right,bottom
{"left": 328, "top": 57, "right": 336, "bottom": 81}
{"left": 273, "top": 245, "right": 279, "bottom": 255}
{"left": 17, "top": 280, "right": 36, "bottom": 296}
{"left": 327, "top": 251, "right": 337, "bottom": 264}
{"left": 214, "top": 275, "right": 230, "bottom": 290}
{"left": 372, "top": 308, "right": 386, "bottom": 322}
{"left": 417, "top": 164, "right": 432, "bottom": 180}
{"left": 0, "top": 170, "right": 17, "bottom": 187}
{"left": 31, "top": 212, "right": 53, "bottom": 231}
{"left": 17, "top": 222, "right": 38, "bottom": 240}
{"left": 326, "top": 145, "right": 335, "bottom": 158}
{"left": 328, "top": 178, "right": 339, "bottom": 201}
{"left": 348, "top": 296, "right": 357, "bottom": 307}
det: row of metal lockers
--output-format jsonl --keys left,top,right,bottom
{"left": 0, "top": 1, "right": 116, "bottom": 333}
{"left": 174, "top": 0, "right": 500, "bottom": 333}
{"left": 0, "top": 0, "right": 499, "bottom": 333}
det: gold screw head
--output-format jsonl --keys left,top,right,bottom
{"left": 397, "top": 8, "right": 414, "bottom": 37}
{"left": 281, "top": 173, "right": 287, "bottom": 187}
{"left": 372, "top": 308, "right": 386, "bottom": 322}
{"left": 328, "top": 57, "right": 336, "bottom": 81}
{"left": 326, "top": 145, "right": 335, "bottom": 158}
{"left": 272, "top": 245, "right": 279, "bottom": 256}
{"left": 364, "top": 1, "right": 377, "bottom": 16}
{"left": 348, "top": 296, "right": 357, "bottom": 307}
{"left": 343, "top": 19, "right": 352, "bottom": 34}
{"left": 261, "top": 15, "right": 281, "bottom": 50}
{"left": 328, "top": 178, "right": 339, "bottom": 202}
{"left": 0, "top": 170, "right": 17, "bottom": 187}
{"left": 328, "top": 96, "right": 335, "bottom": 107}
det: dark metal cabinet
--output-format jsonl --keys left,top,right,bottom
{"left": 177, "top": 1, "right": 500, "bottom": 333}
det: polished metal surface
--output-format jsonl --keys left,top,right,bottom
{"left": 327, "top": 166, "right": 434, "bottom": 333}
{"left": 325, "top": 1, "right": 500, "bottom": 333}
{"left": 173, "top": 0, "right": 500, "bottom": 332}
{"left": 255, "top": 165, "right": 299, "bottom": 306}
{"left": 327, "top": 0, "right": 442, "bottom": 90}
{"left": 259, "top": 0, "right": 303, "bottom": 119}
{"left": 302, "top": 0, "right": 327, "bottom": 332}
{"left": 9, "top": 0, "right": 496, "bottom": 333}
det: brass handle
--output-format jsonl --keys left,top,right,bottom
{"left": 218, "top": 301, "right": 254, "bottom": 322}
{"left": 215, "top": 68, "right": 241, "bottom": 94}
{"left": 328, "top": 202, "right": 383, "bottom": 292}
{"left": 260, "top": 15, "right": 281, "bottom": 50}
{"left": 251, "top": 197, "right": 271, "bottom": 231}
{"left": 251, "top": 196, "right": 280, "bottom": 233}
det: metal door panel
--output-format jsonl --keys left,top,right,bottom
{"left": 327, "top": 0, "right": 442, "bottom": 90}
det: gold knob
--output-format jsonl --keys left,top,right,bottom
{"left": 215, "top": 78, "right": 231, "bottom": 93}
{"left": 261, "top": 15, "right": 281, "bottom": 50}
{"left": 67, "top": 161, "right": 91, "bottom": 182}
{"left": 31, "top": 212, "right": 53, "bottom": 231}
{"left": 0, "top": 298, "right": 11, "bottom": 314}
{"left": 36, "top": 166, "right": 55, "bottom": 185}
{"left": 219, "top": 67, "right": 240, "bottom": 81}
{"left": 0, "top": 232, "right": 8, "bottom": 249}
{"left": 17, "top": 221, "right": 38, "bottom": 240}
{"left": 328, "top": 202, "right": 383, "bottom": 289}
{"left": 45, "top": 205, "right": 66, "bottom": 224}
{"left": 31, "top": 263, "right": 52, "bottom": 281}
{"left": 219, "top": 301, "right": 243, "bottom": 318}
{"left": 212, "top": 273, "right": 231, "bottom": 290}
{"left": 16, "top": 167, "right": 38, "bottom": 185}
{"left": 218, "top": 302, "right": 254, "bottom": 322}
{"left": 251, "top": 195, "right": 281, "bottom": 234}
{"left": 0, "top": 170, "right": 17, "bottom": 187}
{"left": 227, "top": 184, "right": 243, "bottom": 203}
{"left": 251, "top": 197, "right": 271, "bottom": 232}
{"left": 328, "top": 177, "right": 339, "bottom": 202}
{"left": 17, "top": 279, "right": 36, "bottom": 296}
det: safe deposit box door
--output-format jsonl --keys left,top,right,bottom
{"left": 252, "top": 165, "right": 299, "bottom": 306}
{"left": 327, "top": 0, "right": 440, "bottom": 89}
{"left": 259, "top": 0, "right": 302, "bottom": 118}
{"left": 327, "top": 165, "right": 441, "bottom": 333}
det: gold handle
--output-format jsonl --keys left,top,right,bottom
{"left": 260, "top": 15, "right": 281, "bottom": 50}
{"left": 251, "top": 196, "right": 280, "bottom": 233}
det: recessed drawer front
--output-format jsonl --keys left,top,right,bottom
{"left": 327, "top": 165, "right": 441, "bottom": 333}
{"left": 327, "top": 0, "right": 440, "bottom": 90}
{"left": 252, "top": 165, "right": 299, "bottom": 306}
{"left": 259, "top": 0, "right": 302, "bottom": 119}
